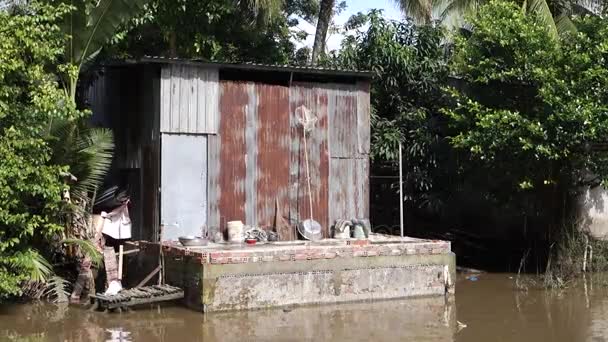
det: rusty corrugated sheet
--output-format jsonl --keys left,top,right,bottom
{"left": 328, "top": 84, "right": 358, "bottom": 158}
{"left": 217, "top": 81, "right": 247, "bottom": 235}
{"left": 214, "top": 81, "right": 294, "bottom": 238}
{"left": 160, "top": 64, "right": 219, "bottom": 134}
{"left": 255, "top": 83, "right": 291, "bottom": 233}
{"left": 357, "top": 81, "right": 371, "bottom": 155}
{"left": 327, "top": 81, "right": 371, "bottom": 225}
{"left": 210, "top": 79, "right": 369, "bottom": 240}
{"left": 329, "top": 158, "right": 369, "bottom": 224}
{"left": 290, "top": 83, "right": 330, "bottom": 237}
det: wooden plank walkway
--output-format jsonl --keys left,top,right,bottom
{"left": 91, "top": 285, "right": 184, "bottom": 310}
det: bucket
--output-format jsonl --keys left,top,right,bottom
{"left": 227, "top": 221, "right": 244, "bottom": 243}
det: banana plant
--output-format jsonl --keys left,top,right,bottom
{"left": 52, "top": 0, "right": 151, "bottom": 102}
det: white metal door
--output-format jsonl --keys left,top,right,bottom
{"left": 160, "top": 134, "right": 207, "bottom": 241}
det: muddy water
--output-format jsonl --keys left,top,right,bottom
{"left": 2, "top": 273, "right": 608, "bottom": 341}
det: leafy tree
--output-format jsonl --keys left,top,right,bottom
{"left": 445, "top": 0, "right": 608, "bottom": 214}
{"left": 0, "top": 3, "right": 79, "bottom": 298}
{"left": 330, "top": 11, "right": 449, "bottom": 201}
{"left": 106, "top": 0, "right": 313, "bottom": 64}
{"left": 45, "top": 0, "right": 151, "bottom": 102}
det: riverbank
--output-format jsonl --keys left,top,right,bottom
{"left": 3, "top": 273, "right": 608, "bottom": 341}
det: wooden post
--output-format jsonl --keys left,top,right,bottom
{"left": 118, "top": 245, "right": 124, "bottom": 280}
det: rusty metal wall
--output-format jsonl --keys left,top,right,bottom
{"left": 256, "top": 83, "right": 291, "bottom": 234}
{"left": 328, "top": 81, "right": 371, "bottom": 224}
{"left": 289, "top": 82, "right": 330, "bottom": 238}
{"left": 160, "top": 64, "right": 219, "bottom": 134}
{"left": 205, "top": 79, "right": 370, "bottom": 240}
{"left": 209, "top": 82, "right": 247, "bottom": 235}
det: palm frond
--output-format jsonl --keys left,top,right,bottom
{"left": 61, "top": 239, "right": 102, "bottom": 267}
{"left": 439, "top": 0, "right": 484, "bottom": 23}
{"left": 525, "top": 0, "right": 559, "bottom": 40}
{"left": 10, "top": 250, "right": 53, "bottom": 283}
{"left": 57, "top": 0, "right": 151, "bottom": 71}
{"left": 555, "top": 13, "right": 577, "bottom": 35}
{"left": 49, "top": 122, "right": 114, "bottom": 204}
{"left": 572, "top": 0, "right": 604, "bottom": 16}
{"left": 243, "top": 0, "right": 284, "bottom": 21}
{"left": 43, "top": 276, "right": 70, "bottom": 303}
{"left": 70, "top": 128, "right": 114, "bottom": 202}
{"left": 394, "top": 0, "right": 434, "bottom": 24}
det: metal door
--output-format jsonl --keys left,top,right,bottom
{"left": 160, "top": 134, "right": 207, "bottom": 241}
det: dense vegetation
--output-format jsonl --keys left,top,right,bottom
{"left": 1, "top": 0, "right": 608, "bottom": 298}
{"left": 329, "top": 1, "right": 608, "bottom": 270}
{"left": 0, "top": 3, "right": 78, "bottom": 298}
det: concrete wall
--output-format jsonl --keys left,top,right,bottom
{"left": 201, "top": 253, "right": 455, "bottom": 312}
{"left": 577, "top": 186, "right": 608, "bottom": 240}
{"left": 135, "top": 247, "right": 455, "bottom": 313}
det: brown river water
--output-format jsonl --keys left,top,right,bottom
{"left": 1, "top": 273, "right": 608, "bottom": 342}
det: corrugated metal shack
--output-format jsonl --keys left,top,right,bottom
{"left": 87, "top": 58, "right": 372, "bottom": 242}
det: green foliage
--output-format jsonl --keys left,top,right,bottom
{"left": 331, "top": 11, "right": 449, "bottom": 192}
{"left": 435, "top": 0, "right": 602, "bottom": 35}
{"left": 106, "top": 0, "right": 311, "bottom": 64}
{"left": 0, "top": 2, "right": 80, "bottom": 298}
{"left": 47, "top": 0, "right": 151, "bottom": 100}
{"left": 48, "top": 121, "right": 114, "bottom": 205}
{"left": 446, "top": 0, "right": 608, "bottom": 192}
{"left": 60, "top": 239, "right": 102, "bottom": 267}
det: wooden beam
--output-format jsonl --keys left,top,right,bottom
{"left": 136, "top": 265, "right": 161, "bottom": 288}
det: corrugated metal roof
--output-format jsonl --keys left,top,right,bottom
{"left": 138, "top": 56, "right": 373, "bottom": 79}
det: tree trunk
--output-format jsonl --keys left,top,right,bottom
{"left": 169, "top": 30, "right": 177, "bottom": 58}
{"left": 311, "top": 0, "right": 335, "bottom": 65}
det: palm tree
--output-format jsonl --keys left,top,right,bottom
{"left": 393, "top": 0, "right": 434, "bottom": 24}
{"left": 393, "top": 0, "right": 604, "bottom": 37}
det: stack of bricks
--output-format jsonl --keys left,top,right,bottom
{"left": 138, "top": 238, "right": 451, "bottom": 266}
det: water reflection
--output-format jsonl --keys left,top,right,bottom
{"left": 2, "top": 274, "right": 608, "bottom": 341}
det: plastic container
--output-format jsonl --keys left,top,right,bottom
{"left": 227, "top": 220, "right": 244, "bottom": 243}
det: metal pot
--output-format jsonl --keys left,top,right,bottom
{"left": 178, "top": 235, "right": 208, "bottom": 247}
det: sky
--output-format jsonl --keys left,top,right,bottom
{"left": 295, "top": 0, "right": 403, "bottom": 51}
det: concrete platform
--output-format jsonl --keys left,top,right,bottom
{"left": 134, "top": 234, "right": 455, "bottom": 313}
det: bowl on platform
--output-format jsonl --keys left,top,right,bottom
{"left": 178, "top": 236, "right": 208, "bottom": 247}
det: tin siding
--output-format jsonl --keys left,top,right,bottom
{"left": 255, "top": 83, "right": 290, "bottom": 231}
{"left": 329, "top": 158, "right": 369, "bottom": 224}
{"left": 207, "top": 134, "right": 221, "bottom": 237}
{"left": 161, "top": 134, "right": 207, "bottom": 241}
{"left": 140, "top": 66, "right": 161, "bottom": 242}
{"left": 160, "top": 65, "right": 219, "bottom": 134}
{"left": 217, "top": 81, "right": 247, "bottom": 235}
{"left": 357, "top": 81, "right": 371, "bottom": 155}
{"left": 211, "top": 80, "right": 368, "bottom": 240}
{"left": 244, "top": 83, "right": 258, "bottom": 226}
{"left": 328, "top": 82, "right": 371, "bottom": 225}
{"left": 87, "top": 65, "right": 162, "bottom": 241}
{"left": 290, "top": 83, "right": 330, "bottom": 237}
{"left": 328, "top": 84, "right": 358, "bottom": 158}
